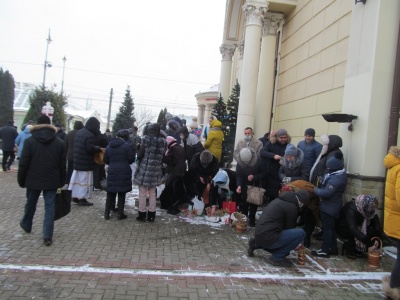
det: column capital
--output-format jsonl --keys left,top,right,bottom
{"left": 262, "top": 12, "right": 284, "bottom": 36}
{"left": 219, "top": 44, "right": 236, "bottom": 61}
{"left": 238, "top": 40, "right": 245, "bottom": 59}
{"left": 242, "top": 0, "right": 269, "bottom": 27}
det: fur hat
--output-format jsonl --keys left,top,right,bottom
{"left": 276, "top": 128, "right": 288, "bottom": 138}
{"left": 295, "top": 189, "right": 310, "bottom": 206}
{"left": 37, "top": 115, "right": 51, "bottom": 124}
{"left": 117, "top": 129, "right": 129, "bottom": 141}
{"left": 200, "top": 150, "right": 213, "bottom": 166}
{"left": 239, "top": 148, "right": 252, "bottom": 164}
{"left": 189, "top": 121, "right": 198, "bottom": 129}
{"left": 284, "top": 144, "right": 298, "bottom": 157}
{"left": 326, "top": 152, "right": 344, "bottom": 170}
{"left": 166, "top": 136, "right": 176, "bottom": 146}
{"left": 304, "top": 128, "right": 315, "bottom": 137}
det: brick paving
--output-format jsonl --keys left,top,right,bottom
{"left": 0, "top": 168, "right": 391, "bottom": 299}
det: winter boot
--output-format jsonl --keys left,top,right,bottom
{"left": 382, "top": 275, "right": 400, "bottom": 300}
{"left": 136, "top": 211, "right": 146, "bottom": 222}
{"left": 117, "top": 194, "right": 127, "bottom": 220}
{"left": 104, "top": 195, "right": 112, "bottom": 220}
{"left": 147, "top": 211, "right": 156, "bottom": 222}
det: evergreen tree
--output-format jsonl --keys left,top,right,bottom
{"left": 23, "top": 86, "right": 67, "bottom": 128}
{"left": 212, "top": 94, "right": 226, "bottom": 122}
{"left": 221, "top": 81, "right": 240, "bottom": 166}
{"left": 0, "top": 68, "right": 15, "bottom": 126}
{"left": 112, "top": 86, "right": 136, "bottom": 134}
{"left": 157, "top": 108, "right": 167, "bottom": 124}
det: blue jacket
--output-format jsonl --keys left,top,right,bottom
{"left": 15, "top": 126, "right": 32, "bottom": 158}
{"left": 297, "top": 139, "right": 322, "bottom": 168}
{"left": 314, "top": 169, "right": 347, "bottom": 218}
{"left": 104, "top": 138, "right": 135, "bottom": 193}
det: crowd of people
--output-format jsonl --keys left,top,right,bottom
{"left": 0, "top": 113, "right": 399, "bottom": 298}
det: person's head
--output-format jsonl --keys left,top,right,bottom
{"left": 239, "top": 148, "right": 253, "bottom": 164}
{"left": 105, "top": 128, "right": 111, "bottom": 136}
{"left": 189, "top": 121, "right": 198, "bottom": 130}
{"left": 200, "top": 150, "right": 213, "bottom": 167}
{"left": 7, "top": 120, "right": 14, "bottom": 126}
{"left": 354, "top": 195, "right": 379, "bottom": 219}
{"left": 74, "top": 121, "right": 84, "bottom": 130}
{"left": 304, "top": 128, "right": 315, "bottom": 143}
{"left": 117, "top": 129, "right": 130, "bottom": 141}
{"left": 147, "top": 123, "right": 161, "bottom": 137}
{"left": 275, "top": 128, "right": 288, "bottom": 145}
{"left": 177, "top": 126, "right": 189, "bottom": 140}
{"left": 209, "top": 116, "right": 215, "bottom": 124}
{"left": 244, "top": 127, "right": 253, "bottom": 141}
{"left": 37, "top": 115, "right": 51, "bottom": 125}
{"left": 55, "top": 124, "right": 62, "bottom": 131}
{"left": 295, "top": 189, "right": 310, "bottom": 208}
{"left": 165, "top": 112, "right": 173, "bottom": 122}
{"left": 166, "top": 136, "right": 176, "bottom": 146}
{"left": 326, "top": 151, "right": 344, "bottom": 172}
{"left": 284, "top": 144, "right": 298, "bottom": 161}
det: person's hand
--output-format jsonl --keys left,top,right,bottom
{"left": 236, "top": 186, "right": 241, "bottom": 194}
{"left": 200, "top": 177, "right": 205, "bottom": 184}
{"left": 274, "top": 155, "right": 281, "bottom": 160}
{"left": 368, "top": 240, "right": 380, "bottom": 252}
{"left": 248, "top": 175, "right": 254, "bottom": 181}
{"left": 282, "top": 177, "right": 291, "bottom": 184}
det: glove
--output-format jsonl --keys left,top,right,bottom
{"left": 282, "top": 177, "right": 291, "bottom": 184}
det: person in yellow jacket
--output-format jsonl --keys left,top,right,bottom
{"left": 382, "top": 146, "right": 400, "bottom": 300}
{"left": 204, "top": 119, "right": 224, "bottom": 162}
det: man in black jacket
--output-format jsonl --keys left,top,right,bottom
{"left": 18, "top": 115, "right": 66, "bottom": 246}
{"left": 247, "top": 190, "right": 310, "bottom": 267}
{"left": 0, "top": 120, "right": 18, "bottom": 171}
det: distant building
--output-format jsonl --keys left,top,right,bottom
{"left": 195, "top": 84, "right": 218, "bottom": 128}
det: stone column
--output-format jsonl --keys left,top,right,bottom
{"left": 235, "top": 0, "right": 269, "bottom": 144}
{"left": 219, "top": 45, "right": 236, "bottom": 103}
{"left": 204, "top": 104, "right": 213, "bottom": 126}
{"left": 198, "top": 104, "right": 205, "bottom": 127}
{"left": 254, "top": 12, "right": 283, "bottom": 137}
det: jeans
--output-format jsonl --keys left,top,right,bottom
{"left": 138, "top": 185, "right": 156, "bottom": 212}
{"left": 20, "top": 189, "right": 57, "bottom": 239}
{"left": 260, "top": 228, "right": 305, "bottom": 260}
{"left": 320, "top": 211, "right": 337, "bottom": 253}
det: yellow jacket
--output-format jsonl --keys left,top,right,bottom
{"left": 384, "top": 146, "right": 400, "bottom": 240}
{"left": 204, "top": 120, "right": 224, "bottom": 161}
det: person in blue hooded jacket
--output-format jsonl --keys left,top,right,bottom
{"left": 15, "top": 125, "right": 32, "bottom": 160}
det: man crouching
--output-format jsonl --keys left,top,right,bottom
{"left": 247, "top": 189, "right": 310, "bottom": 267}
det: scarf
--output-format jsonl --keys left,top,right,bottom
{"left": 354, "top": 194, "right": 378, "bottom": 252}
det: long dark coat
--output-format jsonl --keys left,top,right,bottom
{"left": 18, "top": 124, "right": 66, "bottom": 190}
{"left": 103, "top": 138, "right": 135, "bottom": 193}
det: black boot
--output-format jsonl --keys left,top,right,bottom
{"left": 249, "top": 213, "right": 256, "bottom": 228}
{"left": 104, "top": 194, "right": 111, "bottom": 220}
{"left": 147, "top": 211, "right": 156, "bottom": 222}
{"left": 136, "top": 211, "right": 146, "bottom": 222}
{"left": 304, "top": 235, "right": 311, "bottom": 248}
{"left": 117, "top": 193, "right": 127, "bottom": 220}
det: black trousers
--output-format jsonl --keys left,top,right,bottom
{"left": 2, "top": 150, "right": 15, "bottom": 171}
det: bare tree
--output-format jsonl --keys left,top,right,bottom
{"left": 134, "top": 106, "right": 157, "bottom": 133}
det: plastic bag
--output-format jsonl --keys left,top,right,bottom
{"left": 192, "top": 196, "right": 204, "bottom": 215}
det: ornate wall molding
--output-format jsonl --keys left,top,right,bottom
{"left": 242, "top": 1, "right": 269, "bottom": 27}
{"left": 238, "top": 40, "right": 245, "bottom": 59}
{"left": 262, "top": 12, "right": 284, "bottom": 36}
{"left": 219, "top": 44, "right": 236, "bottom": 61}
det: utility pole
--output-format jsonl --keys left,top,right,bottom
{"left": 42, "top": 29, "right": 52, "bottom": 88}
{"left": 107, "top": 88, "right": 113, "bottom": 130}
{"left": 61, "top": 56, "right": 67, "bottom": 94}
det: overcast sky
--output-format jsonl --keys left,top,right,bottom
{"left": 0, "top": 0, "right": 226, "bottom": 120}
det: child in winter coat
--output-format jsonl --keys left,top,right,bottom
{"left": 311, "top": 152, "right": 347, "bottom": 258}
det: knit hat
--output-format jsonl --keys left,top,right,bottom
{"left": 239, "top": 148, "right": 252, "bottom": 164}
{"left": 189, "top": 121, "right": 198, "bottom": 129}
{"left": 326, "top": 152, "right": 344, "bottom": 170}
{"left": 200, "top": 150, "right": 213, "bottom": 166}
{"left": 295, "top": 189, "right": 310, "bottom": 206}
{"left": 37, "top": 115, "right": 51, "bottom": 124}
{"left": 165, "top": 112, "right": 173, "bottom": 122}
{"left": 166, "top": 136, "right": 176, "bottom": 146}
{"left": 276, "top": 128, "right": 288, "bottom": 138}
{"left": 304, "top": 128, "right": 315, "bottom": 137}
{"left": 284, "top": 144, "right": 297, "bottom": 157}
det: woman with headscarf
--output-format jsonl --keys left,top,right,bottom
{"left": 336, "top": 195, "right": 382, "bottom": 259}
{"left": 103, "top": 129, "right": 135, "bottom": 220}
{"left": 382, "top": 146, "right": 400, "bottom": 299}
{"left": 133, "top": 123, "right": 165, "bottom": 222}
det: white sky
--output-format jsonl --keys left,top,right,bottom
{"left": 0, "top": 0, "right": 226, "bottom": 120}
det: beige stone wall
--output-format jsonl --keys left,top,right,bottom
{"left": 274, "top": 0, "right": 353, "bottom": 142}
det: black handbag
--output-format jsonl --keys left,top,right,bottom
{"left": 100, "top": 177, "right": 107, "bottom": 190}
{"left": 54, "top": 188, "right": 72, "bottom": 221}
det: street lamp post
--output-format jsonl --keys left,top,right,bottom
{"left": 41, "top": 101, "right": 54, "bottom": 124}
{"left": 61, "top": 56, "right": 67, "bottom": 94}
{"left": 42, "top": 29, "right": 52, "bottom": 88}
